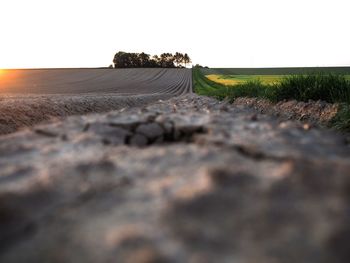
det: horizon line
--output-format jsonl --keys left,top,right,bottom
{"left": 1, "top": 65, "right": 350, "bottom": 70}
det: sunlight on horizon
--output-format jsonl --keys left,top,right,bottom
{"left": 0, "top": 69, "right": 22, "bottom": 85}
{"left": 0, "top": 0, "right": 349, "bottom": 69}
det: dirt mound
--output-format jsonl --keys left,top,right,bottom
{"left": 233, "top": 97, "right": 339, "bottom": 126}
{"left": 0, "top": 69, "right": 192, "bottom": 134}
{"left": 0, "top": 94, "right": 349, "bottom": 262}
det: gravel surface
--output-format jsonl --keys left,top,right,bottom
{"left": 0, "top": 68, "right": 192, "bottom": 134}
{"left": 0, "top": 94, "right": 349, "bottom": 263}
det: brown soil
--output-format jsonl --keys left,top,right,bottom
{"left": 233, "top": 97, "right": 339, "bottom": 127}
{"left": 0, "top": 94, "right": 349, "bottom": 263}
{"left": 1, "top": 69, "right": 349, "bottom": 262}
{"left": 0, "top": 68, "right": 192, "bottom": 134}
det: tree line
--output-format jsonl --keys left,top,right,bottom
{"left": 113, "top": 52, "right": 191, "bottom": 68}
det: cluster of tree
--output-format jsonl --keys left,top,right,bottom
{"left": 193, "top": 64, "right": 209, "bottom": 69}
{"left": 113, "top": 52, "right": 191, "bottom": 68}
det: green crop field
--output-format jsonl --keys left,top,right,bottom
{"left": 206, "top": 74, "right": 350, "bottom": 86}
{"left": 193, "top": 67, "right": 350, "bottom": 131}
{"left": 201, "top": 67, "right": 350, "bottom": 86}
{"left": 200, "top": 67, "right": 350, "bottom": 75}
{"left": 206, "top": 74, "right": 287, "bottom": 86}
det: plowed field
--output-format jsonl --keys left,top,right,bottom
{"left": 0, "top": 68, "right": 192, "bottom": 134}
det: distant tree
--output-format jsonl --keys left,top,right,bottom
{"left": 183, "top": 53, "right": 191, "bottom": 68}
{"left": 113, "top": 51, "right": 123, "bottom": 68}
{"left": 138, "top": 52, "right": 151, "bottom": 67}
{"left": 113, "top": 51, "right": 190, "bottom": 68}
{"left": 160, "top": 53, "right": 175, "bottom": 68}
{"left": 193, "top": 64, "right": 209, "bottom": 68}
{"left": 174, "top": 52, "right": 183, "bottom": 67}
{"left": 128, "top": 53, "right": 138, "bottom": 67}
{"left": 114, "top": 52, "right": 131, "bottom": 68}
{"left": 150, "top": 55, "right": 161, "bottom": 67}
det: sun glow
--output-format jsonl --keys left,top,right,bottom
{"left": 0, "top": 69, "right": 10, "bottom": 78}
{"left": 0, "top": 70, "right": 24, "bottom": 93}
{"left": 0, "top": 69, "right": 8, "bottom": 82}
{"left": 0, "top": 69, "right": 10, "bottom": 80}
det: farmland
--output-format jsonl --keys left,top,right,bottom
{"left": 194, "top": 67, "right": 350, "bottom": 131}
{"left": 1, "top": 66, "right": 350, "bottom": 262}
{"left": 200, "top": 67, "right": 350, "bottom": 75}
{"left": 206, "top": 73, "right": 350, "bottom": 86}
{"left": 0, "top": 68, "right": 192, "bottom": 95}
{"left": 206, "top": 74, "right": 286, "bottom": 85}
{"left": 202, "top": 67, "right": 350, "bottom": 86}
{"left": 0, "top": 68, "right": 192, "bottom": 134}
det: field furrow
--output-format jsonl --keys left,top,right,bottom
{"left": 0, "top": 68, "right": 192, "bottom": 134}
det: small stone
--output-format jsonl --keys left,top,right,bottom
{"left": 146, "top": 114, "right": 158, "bottom": 122}
{"left": 89, "top": 123, "right": 131, "bottom": 145}
{"left": 209, "top": 169, "right": 257, "bottom": 188}
{"left": 279, "top": 122, "right": 288, "bottom": 129}
{"left": 35, "top": 128, "right": 59, "bottom": 138}
{"left": 299, "top": 114, "right": 308, "bottom": 121}
{"left": 345, "top": 137, "right": 350, "bottom": 145}
{"left": 278, "top": 121, "right": 295, "bottom": 129}
{"left": 250, "top": 114, "right": 258, "bottom": 121}
{"left": 109, "top": 115, "right": 143, "bottom": 131}
{"left": 172, "top": 104, "right": 177, "bottom": 113}
{"left": 176, "top": 124, "right": 204, "bottom": 135}
{"left": 129, "top": 134, "right": 148, "bottom": 146}
{"left": 303, "top": 123, "right": 311, "bottom": 130}
{"left": 61, "top": 134, "right": 68, "bottom": 141}
{"left": 82, "top": 123, "right": 90, "bottom": 132}
{"left": 161, "top": 122, "right": 173, "bottom": 135}
{"left": 154, "top": 136, "right": 164, "bottom": 144}
{"left": 135, "top": 123, "right": 164, "bottom": 140}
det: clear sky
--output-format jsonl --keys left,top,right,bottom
{"left": 0, "top": 0, "right": 349, "bottom": 68}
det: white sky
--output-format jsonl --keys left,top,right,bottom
{"left": 0, "top": 0, "right": 349, "bottom": 68}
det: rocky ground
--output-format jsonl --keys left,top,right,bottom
{"left": 0, "top": 93, "right": 173, "bottom": 135}
{"left": 0, "top": 94, "right": 350, "bottom": 263}
{"left": 233, "top": 97, "right": 339, "bottom": 127}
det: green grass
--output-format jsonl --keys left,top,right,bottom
{"left": 201, "top": 67, "right": 350, "bottom": 75}
{"left": 194, "top": 68, "right": 274, "bottom": 101}
{"left": 330, "top": 104, "right": 350, "bottom": 131}
{"left": 193, "top": 68, "right": 350, "bottom": 131}
{"left": 272, "top": 74, "right": 350, "bottom": 103}
{"left": 207, "top": 73, "right": 350, "bottom": 87}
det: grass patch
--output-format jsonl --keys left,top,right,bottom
{"left": 193, "top": 68, "right": 350, "bottom": 131}
{"left": 194, "top": 68, "right": 274, "bottom": 102}
{"left": 272, "top": 74, "right": 350, "bottom": 103}
{"left": 330, "top": 104, "right": 350, "bottom": 131}
{"left": 201, "top": 67, "right": 350, "bottom": 75}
